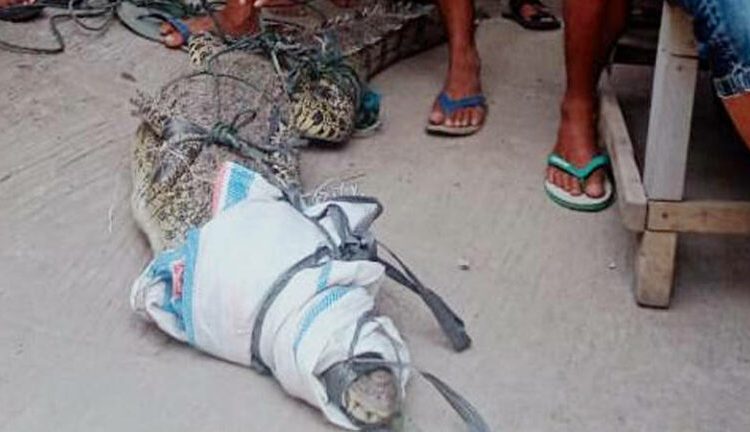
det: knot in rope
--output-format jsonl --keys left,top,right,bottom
{"left": 209, "top": 122, "right": 240, "bottom": 149}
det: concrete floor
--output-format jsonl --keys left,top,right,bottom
{"left": 2, "top": 7, "right": 750, "bottom": 432}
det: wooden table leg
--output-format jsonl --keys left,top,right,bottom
{"left": 635, "top": 4, "right": 697, "bottom": 308}
{"left": 635, "top": 230, "right": 678, "bottom": 308}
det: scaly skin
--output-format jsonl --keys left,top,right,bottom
{"left": 344, "top": 369, "right": 399, "bottom": 425}
{"left": 132, "top": 5, "right": 444, "bottom": 420}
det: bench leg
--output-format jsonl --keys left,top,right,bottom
{"left": 635, "top": 230, "right": 678, "bottom": 308}
{"left": 643, "top": 4, "right": 699, "bottom": 200}
{"left": 635, "top": 4, "right": 697, "bottom": 308}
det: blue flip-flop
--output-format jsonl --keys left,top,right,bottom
{"left": 426, "top": 92, "right": 486, "bottom": 137}
{"left": 117, "top": 1, "right": 191, "bottom": 47}
{"left": 544, "top": 153, "right": 615, "bottom": 212}
{"left": 153, "top": 13, "right": 191, "bottom": 46}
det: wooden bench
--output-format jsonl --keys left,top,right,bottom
{"left": 599, "top": 2, "right": 750, "bottom": 308}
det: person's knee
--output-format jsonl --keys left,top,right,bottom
{"left": 680, "top": 0, "right": 750, "bottom": 97}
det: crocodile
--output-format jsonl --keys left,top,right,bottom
{"left": 131, "top": 0, "right": 445, "bottom": 252}
{"left": 130, "top": 1, "right": 446, "bottom": 427}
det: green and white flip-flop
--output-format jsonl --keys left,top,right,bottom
{"left": 544, "top": 153, "right": 615, "bottom": 212}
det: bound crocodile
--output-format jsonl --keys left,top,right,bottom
{"left": 131, "top": 0, "right": 445, "bottom": 252}
{"left": 130, "top": 3, "right": 445, "bottom": 427}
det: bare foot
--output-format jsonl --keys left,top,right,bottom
{"left": 546, "top": 97, "right": 605, "bottom": 197}
{"left": 160, "top": 2, "right": 260, "bottom": 48}
{"left": 429, "top": 46, "right": 485, "bottom": 129}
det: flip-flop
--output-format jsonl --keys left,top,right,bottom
{"left": 544, "top": 153, "right": 615, "bottom": 212}
{"left": 425, "top": 92, "right": 486, "bottom": 137}
{"left": 502, "top": 0, "right": 560, "bottom": 31}
{"left": 117, "top": 1, "right": 191, "bottom": 47}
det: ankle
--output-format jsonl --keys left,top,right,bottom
{"left": 560, "top": 95, "right": 597, "bottom": 121}
{"left": 449, "top": 43, "right": 480, "bottom": 65}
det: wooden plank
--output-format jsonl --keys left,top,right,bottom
{"left": 660, "top": 3, "right": 698, "bottom": 58}
{"left": 598, "top": 75, "right": 648, "bottom": 231}
{"left": 635, "top": 230, "right": 678, "bottom": 308}
{"left": 643, "top": 3, "right": 699, "bottom": 201}
{"left": 648, "top": 200, "right": 750, "bottom": 234}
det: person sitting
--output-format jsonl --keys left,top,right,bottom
{"left": 546, "top": 0, "right": 750, "bottom": 212}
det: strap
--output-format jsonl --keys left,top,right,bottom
{"left": 250, "top": 247, "right": 331, "bottom": 374}
{"left": 340, "top": 320, "right": 489, "bottom": 432}
{"left": 547, "top": 153, "right": 610, "bottom": 181}
{"left": 438, "top": 92, "right": 486, "bottom": 117}
{"left": 376, "top": 242, "right": 472, "bottom": 352}
{"left": 143, "top": 12, "right": 191, "bottom": 44}
{"left": 162, "top": 117, "right": 270, "bottom": 162}
{"left": 421, "top": 372, "right": 491, "bottom": 432}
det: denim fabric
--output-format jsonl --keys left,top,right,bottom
{"left": 678, "top": 0, "right": 750, "bottom": 97}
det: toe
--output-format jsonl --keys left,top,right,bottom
{"left": 452, "top": 110, "right": 463, "bottom": 127}
{"left": 584, "top": 169, "right": 606, "bottom": 198}
{"left": 470, "top": 107, "right": 484, "bottom": 126}
{"left": 429, "top": 100, "right": 445, "bottom": 125}
{"left": 457, "top": 109, "right": 469, "bottom": 127}
{"left": 560, "top": 172, "right": 573, "bottom": 192}
{"left": 568, "top": 176, "right": 583, "bottom": 196}
{"left": 164, "top": 32, "right": 185, "bottom": 48}
{"left": 445, "top": 112, "right": 457, "bottom": 128}
{"left": 552, "top": 169, "right": 564, "bottom": 189}
{"left": 546, "top": 166, "right": 555, "bottom": 184}
{"left": 562, "top": 173, "right": 581, "bottom": 195}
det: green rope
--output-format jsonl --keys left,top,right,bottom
{"left": 144, "top": 4, "right": 374, "bottom": 179}
{"left": 0, "top": 0, "right": 120, "bottom": 54}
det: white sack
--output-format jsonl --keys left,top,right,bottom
{"left": 131, "top": 162, "right": 410, "bottom": 430}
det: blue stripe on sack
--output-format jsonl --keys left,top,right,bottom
{"left": 316, "top": 262, "right": 332, "bottom": 293}
{"left": 148, "top": 249, "right": 180, "bottom": 279}
{"left": 148, "top": 249, "right": 182, "bottom": 321}
{"left": 181, "top": 229, "right": 201, "bottom": 345}
{"left": 223, "top": 165, "right": 255, "bottom": 211}
{"left": 293, "top": 286, "right": 350, "bottom": 354}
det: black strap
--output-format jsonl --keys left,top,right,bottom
{"left": 249, "top": 246, "right": 331, "bottom": 374}
{"left": 421, "top": 372, "right": 491, "bottom": 432}
{"left": 376, "top": 242, "right": 471, "bottom": 353}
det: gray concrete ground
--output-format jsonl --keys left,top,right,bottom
{"left": 2, "top": 5, "right": 750, "bottom": 432}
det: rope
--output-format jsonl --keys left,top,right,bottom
{"left": 141, "top": 23, "right": 368, "bottom": 163}
{"left": 0, "top": 0, "right": 120, "bottom": 54}
{"left": 340, "top": 316, "right": 490, "bottom": 432}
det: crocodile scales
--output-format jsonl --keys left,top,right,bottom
{"left": 131, "top": 0, "right": 445, "bottom": 252}
{"left": 130, "top": 3, "right": 446, "bottom": 426}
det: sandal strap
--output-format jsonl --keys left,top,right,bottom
{"left": 547, "top": 153, "right": 610, "bottom": 181}
{"left": 143, "top": 12, "right": 191, "bottom": 44}
{"left": 438, "top": 92, "right": 486, "bottom": 116}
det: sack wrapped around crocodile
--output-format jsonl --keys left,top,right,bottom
{"left": 128, "top": 2, "right": 492, "bottom": 431}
